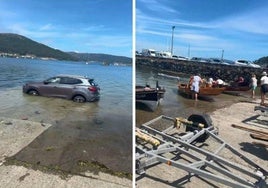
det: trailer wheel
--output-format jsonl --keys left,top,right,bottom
{"left": 186, "top": 114, "right": 213, "bottom": 142}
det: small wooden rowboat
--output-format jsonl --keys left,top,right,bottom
{"left": 136, "top": 81, "right": 165, "bottom": 101}
{"left": 178, "top": 83, "right": 225, "bottom": 96}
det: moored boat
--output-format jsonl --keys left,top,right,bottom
{"left": 136, "top": 81, "right": 165, "bottom": 101}
{"left": 224, "top": 85, "right": 250, "bottom": 91}
{"left": 178, "top": 83, "right": 225, "bottom": 96}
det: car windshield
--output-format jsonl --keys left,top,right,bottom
{"left": 45, "top": 77, "right": 61, "bottom": 83}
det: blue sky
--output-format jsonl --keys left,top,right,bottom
{"left": 136, "top": 0, "right": 268, "bottom": 61}
{"left": 0, "top": 0, "right": 132, "bottom": 57}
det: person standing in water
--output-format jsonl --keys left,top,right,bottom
{"left": 189, "top": 74, "right": 203, "bottom": 101}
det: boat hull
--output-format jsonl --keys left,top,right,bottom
{"left": 178, "top": 83, "right": 225, "bottom": 96}
{"left": 136, "top": 86, "right": 165, "bottom": 101}
{"left": 224, "top": 85, "right": 250, "bottom": 91}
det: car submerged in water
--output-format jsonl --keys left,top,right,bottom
{"left": 23, "top": 74, "right": 100, "bottom": 103}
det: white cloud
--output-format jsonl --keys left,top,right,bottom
{"left": 136, "top": 8, "right": 215, "bottom": 40}
{"left": 7, "top": 23, "right": 29, "bottom": 35}
{"left": 83, "top": 25, "right": 106, "bottom": 32}
{"left": 85, "top": 35, "right": 131, "bottom": 48}
{"left": 212, "top": 7, "right": 268, "bottom": 35}
{"left": 136, "top": 2, "right": 268, "bottom": 60}
{"left": 178, "top": 33, "right": 215, "bottom": 42}
{"left": 138, "top": 0, "right": 177, "bottom": 13}
{"left": 40, "top": 24, "right": 53, "bottom": 31}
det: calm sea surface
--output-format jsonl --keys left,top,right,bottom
{"left": 0, "top": 57, "right": 132, "bottom": 174}
{"left": 0, "top": 57, "right": 132, "bottom": 115}
{"left": 136, "top": 65, "right": 250, "bottom": 126}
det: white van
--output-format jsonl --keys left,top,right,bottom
{"left": 142, "top": 49, "right": 156, "bottom": 57}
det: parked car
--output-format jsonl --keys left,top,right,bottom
{"left": 208, "top": 58, "right": 222, "bottom": 64}
{"left": 135, "top": 51, "right": 142, "bottom": 56}
{"left": 172, "top": 55, "right": 188, "bottom": 60}
{"left": 23, "top": 75, "right": 100, "bottom": 102}
{"left": 190, "top": 57, "right": 210, "bottom": 63}
{"left": 222, "top": 59, "right": 235, "bottom": 65}
{"left": 208, "top": 58, "right": 235, "bottom": 65}
{"left": 234, "top": 60, "right": 261, "bottom": 68}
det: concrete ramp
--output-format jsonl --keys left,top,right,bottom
{"left": 0, "top": 117, "right": 51, "bottom": 162}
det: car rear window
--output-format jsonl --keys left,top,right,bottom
{"left": 88, "top": 79, "right": 97, "bottom": 86}
{"left": 60, "top": 77, "right": 82, "bottom": 84}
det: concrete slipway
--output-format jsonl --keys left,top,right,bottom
{"left": 0, "top": 117, "right": 131, "bottom": 188}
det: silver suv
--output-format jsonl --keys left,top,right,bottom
{"left": 23, "top": 75, "right": 100, "bottom": 102}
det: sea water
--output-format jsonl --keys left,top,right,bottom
{"left": 0, "top": 57, "right": 132, "bottom": 174}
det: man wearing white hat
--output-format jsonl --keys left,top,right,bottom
{"left": 260, "top": 71, "right": 268, "bottom": 105}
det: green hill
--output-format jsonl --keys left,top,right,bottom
{"left": 254, "top": 56, "right": 268, "bottom": 67}
{"left": 68, "top": 52, "right": 132, "bottom": 65}
{"left": 0, "top": 33, "right": 77, "bottom": 61}
{"left": 0, "top": 33, "right": 132, "bottom": 64}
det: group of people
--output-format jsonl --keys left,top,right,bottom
{"left": 188, "top": 72, "right": 268, "bottom": 104}
{"left": 250, "top": 72, "right": 268, "bottom": 106}
{"left": 207, "top": 77, "right": 226, "bottom": 87}
{"left": 188, "top": 74, "right": 226, "bottom": 100}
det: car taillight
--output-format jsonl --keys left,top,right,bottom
{"left": 88, "top": 86, "right": 97, "bottom": 92}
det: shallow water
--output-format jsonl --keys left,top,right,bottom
{"left": 0, "top": 57, "right": 132, "bottom": 174}
{"left": 136, "top": 66, "right": 252, "bottom": 126}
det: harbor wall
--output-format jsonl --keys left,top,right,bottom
{"left": 136, "top": 56, "right": 263, "bottom": 83}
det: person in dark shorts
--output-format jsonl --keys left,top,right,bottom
{"left": 260, "top": 71, "right": 268, "bottom": 105}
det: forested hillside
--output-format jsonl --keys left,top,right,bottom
{"left": 0, "top": 33, "right": 77, "bottom": 61}
{"left": 254, "top": 56, "right": 268, "bottom": 67}
{"left": 0, "top": 33, "right": 132, "bottom": 64}
{"left": 68, "top": 52, "right": 132, "bottom": 65}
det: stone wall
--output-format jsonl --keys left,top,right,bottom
{"left": 136, "top": 56, "right": 263, "bottom": 84}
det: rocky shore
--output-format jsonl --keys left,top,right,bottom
{"left": 136, "top": 56, "right": 263, "bottom": 83}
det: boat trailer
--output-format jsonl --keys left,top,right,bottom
{"left": 136, "top": 114, "right": 268, "bottom": 188}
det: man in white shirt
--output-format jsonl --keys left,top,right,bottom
{"left": 189, "top": 74, "right": 202, "bottom": 101}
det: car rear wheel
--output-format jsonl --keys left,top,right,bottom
{"left": 28, "top": 89, "right": 39, "bottom": 96}
{"left": 73, "top": 95, "right": 86, "bottom": 103}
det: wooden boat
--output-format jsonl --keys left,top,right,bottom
{"left": 136, "top": 81, "right": 165, "bottom": 101}
{"left": 178, "top": 83, "right": 225, "bottom": 96}
{"left": 224, "top": 80, "right": 251, "bottom": 91}
{"left": 224, "top": 85, "right": 250, "bottom": 91}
